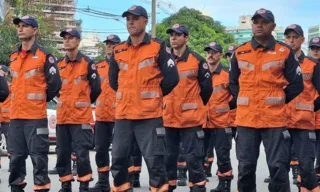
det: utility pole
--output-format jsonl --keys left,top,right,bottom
{"left": 151, "top": 0, "right": 156, "bottom": 38}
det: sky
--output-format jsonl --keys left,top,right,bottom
{"left": 75, "top": 0, "right": 320, "bottom": 42}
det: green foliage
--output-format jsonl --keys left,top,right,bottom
{"left": 0, "top": 0, "right": 62, "bottom": 65}
{"left": 156, "top": 7, "right": 235, "bottom": 65}
{"left": 92, "top": 42, "right": 106, "bottom": 63}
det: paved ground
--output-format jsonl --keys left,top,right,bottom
{"left": 0, "top": 142, "right": 298, "bottom": 192}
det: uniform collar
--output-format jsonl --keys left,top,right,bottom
{"left": 65, "top": 51, "right": 83, "bottom": 63}
{"left": 212, "top": 63, "right": 223, "bottom": 74}
{"left": 173, "top": 46, "right": 190, "bottom": 62}
{"left": 17, "top": 41, "right": 39, "bottom": 55}
{"left": 251, "top": 36, "right": 276, "bottom": 51}
{"left": 297, "top": 51, "right": 305, "bottom": 63}
{"left": 126, "top": 33, "right": 151, "bottom": 46}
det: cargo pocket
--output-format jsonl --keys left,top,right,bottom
{"left": 34, "top": 126, "right": 50, "bottom": 153}
{"left": 225, "top": 128, "right": 233, "bottom": 148}
{"left": 81, "top": 124, "right": 95, "bottom": 150}
{"left": 282, "top": 130, "right": 291, "bottom": 156}
{"left": 309, "top": 131, "right": 317, "bottom": 142}
{"left": 153, "top": 127, "right": 167, "bottom": 156}
{"left": 195, "top": 129, "right": 205, "bottom": 157}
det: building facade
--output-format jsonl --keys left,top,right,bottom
{"left": 226, "top": 15, "right": 284, "bottom": 44}
{"left": 308, "top": 25, "right": 320, "bottom": 40}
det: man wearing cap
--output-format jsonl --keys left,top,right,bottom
{"left": 309, "top": 37, "right": 320, "bottom": 182}
{"left": 203, "top": 42, "right": 234, "bottom": 192}
{"left": 56, "top": 28, "right": 101, "bottom": 192}
{"left": 0, "top": 66, "right": 9, "bottom": 103}
{"left": 89, "top": 34, "right": 120, "bottom": 192}
{"left": 9, "top": 16, "right": 61, "bottom": 192}
{"left": 109, "top": 5, "right": 179, "bottom": 192}
{"left": 229, "top": 9, "right": 304, "bottom": 192}
{"left": 283, "top": 24, "right": 320, "bottom": 191}
{"left": 163, "top": 24, "right": 212, "bottom": 192}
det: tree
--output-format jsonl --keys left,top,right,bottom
{"left": 0, "top": 0, "right": 63, "bottom": 65}
{"left": 156, "top": 7, "right": 235, "bottom": 66}
{"left": 92, "top": 42, "right": 105, "bottom": 63}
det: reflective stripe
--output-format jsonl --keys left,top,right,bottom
{"left": 150, "top": 184, "right": 169, "bottom": 192}
{"left": 59, "top": 174, "right": 73, "bottom": 182}
{"left": 97, "top": 166, "right": 110, "bottom": 172}
{"left": 27, "top": 93, "right": 45, "bottom": 100}
{"left": 81, "top": 124, "right": 92, "bottom": 130}
{"left": 33, "top": 183, "right": 51, "bottom": 191}
{"left": 77, "top": 173, "right": 92, "bottom": 182}
{"left": 118, "top": 62, "right": 128, "bottom": 70}
{"left": 238, "top": 60, "right": 254, "bottom": 71}
{"left": 11, "top": 94, "right": 14, "bottom": 100}
{"left": 237, "top": 97, "right": 249, "bottom": 105}
{"left": 112, "top": 102, "right": 117, "bottom": 108}
{"left": 181, "top": 103, "right": 198, "bottom": 110}
{"left": 57, "top": 101, "right": 63, "bottom": 107}
{"left": 11, "top": 70, "right": 18, "bottom": 77}
{"left": 75, "top": 102, "right": 90, "bottom": 108}
{"left": 74, "top": 75, "right": 87, "bottom": 85}
{"left": 138, "top": 58, "right": 154, "bottom": 69}
{"left": 141, "top": 91, "right": 159, "bottom": 99}
{"left": 111, "top": 182, "right": 131, "bottom": 192}
{"left": 61, "top": 78, "right": 68, "bottom": 84}
{"left": 36, "top": 128, "right": 49, "bottom": 135}
{"left": 116, "top": 92, "right": 122, "bottom": 99}
{"left": 179, "top": 70, "right": 196, "bottom": 79}
{"left": 265, "top": 97, "right": 285, "bottom": 105}
{"left": 24, "top": 68, "right": 43, "bottom": 79}
{"left": 262, "top": 60, "right": 284, "bottom": 71}
{"left": 213, "top": 84, "right": 227, "bottom": 94}
{"left": 215, "top": 106, "right": 230, "bottom": 113}
{"left": 296, "top": 102, "right": 314, "bottom": 111}
{"left": 188, "top": 180, "right": 207, "bottom": 187}
{"left": 96, "top": 101, "right": 102, "bottom": 107}
{"left": 1, "top": 108, "right": 10, "bottom": 113}
{"left": 302, "top": 73, "right": 313, "bottom": 80}
{"left": 100, "top": 76, "right": 106, "bottom": 83}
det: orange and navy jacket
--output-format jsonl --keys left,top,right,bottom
{"left": 10, "top": 42, "right": 62, "bottom": 119}
{"left": 0, "top": 81, "right": 11, "bottom": 123}
{"left": 229, "top": 37, "right": 304, "bottom": 128}
{"left": 287, "top": 52, "right": 320, "bottom": 130}
{"left": 163, "top": 47, "right": 213, "bottom": 128}
{"left": 95, "top": 57, "right": 116, "bottom": 122}
{"left": 57, "top": 51, "right": 101, "bottom": 124}
{"left": 206, "top": 64, "right": 232, "bottom": 128}
{"left": 109, "top": 33, "right": 179, "bottom": 120}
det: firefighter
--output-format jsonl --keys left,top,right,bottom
{"left": 0, "top": 66, "right": 9, "bottom": 102}
{"left": 56, "top": 28, "right": 101, "bottom": 192}
{"left": 203, "top": 42, "right": 233, "bottom": 192}
{"left": 89, "top": 34, "right": 120, "bottom": 192}
{"left": 0, "top": 65, "right": 10, "bottom": 183}
{"left": 109, "top": 5, "right": 179, "bottom": 192}
{"left": 164, "top": 24, "right": 213, "bottom": 192}
{"left": 9, "top": 16, "right": 62, "bottom": 192}
{"left": 284, "top": 24, "right": 320, "bottom": 191}
{"left": 310, "top": 37, "right": 320, "bottom": 182}
{"left": 229, "top": 9, "right": 304, "bottom": 192}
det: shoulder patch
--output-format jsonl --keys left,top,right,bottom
{"left": 48, "top": 55, "right": 55, "bottom": 64}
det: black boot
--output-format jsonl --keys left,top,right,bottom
{"left": 210, "top": 179, "right": 231, "bottom": 192}
{"left": 11, "top": 184, "right": 26, "bottom": 192}
{"left": 177, "top": 168, "right": 187, "bottom": 186}
{"left": 205, "top": 162, "right": 213, "bottom": 177}
{"left": 48, "top": 167, "right": 58, "bottom": 175}
{"left": 264, "top": 176, "right": 271, "bottom": 183}
{"left": 89, "top": 172, "right": 110, "bottom": 192}
{"left": 58, "top": 182, "right": 72, "bottom": 192}
{"left": 292, "top": 165, "right": 299, "bottom": 185}
{"left": 80, "top": 182, "right": 89, "bottom": 192}
{"left": 191, "top": 185, "right": 206, "bottom": 192}
{"left": 132, "top": 173, "right": 141, "bottom": 188}
{"left": 72, "top": 160, "right": 77, "bottom": 176}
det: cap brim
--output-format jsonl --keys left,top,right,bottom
{"left": 13, "top": 18, "right": 34, "bottom": 26}
{"left": 103, "top": 39, "right": 120, "bottom": 43}
{"left": 60, "top": 31, "right": 70, "bottom": 37}
{"left": 252, "top": 14, "right": 272, "bottom": 22}
{"left": 122, "top": 10, "right": 146, "bottom": 18}
{"left": 309, "top": 44, "right": 320, "bottom": 48}
{"left": 204, "top": 46, "right": 222, "bottom": 53}
{"left": 284, "top": 28, "right": 302, "bottom": 36}
{"left": 166, "top": 28, "right": 184, "bottom": 34}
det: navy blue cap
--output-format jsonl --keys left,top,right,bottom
{"left": 60, "top": 28, "right": 81, "bottom": 39}
{"left": 0, "top": 65, "right": 9, "bottom": 73}
{"left": 309, "top": 37, "right": 320, "bottom": 48}
{"left": 103, "top": 34, "right": 121, "bottom": 44}
{"left": 252, "top": 8, "right": 275, "bottom": 23}
{"left": 166, "top": 24, "right": 189, "bottom": 35}
{"left": 204, "top": 42, "right": 223, "bottom": 53}
{"left": 225, "top": 45, "right": 237, "bottom": 56}
{"left": 284, "top": 24, "right": 304, "bottom": 36}
{"left": 13, "top": 15, "right": 38, "bottom": 28}
{"left": 122, "top": 5, "right": 148, "bottom": 19}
